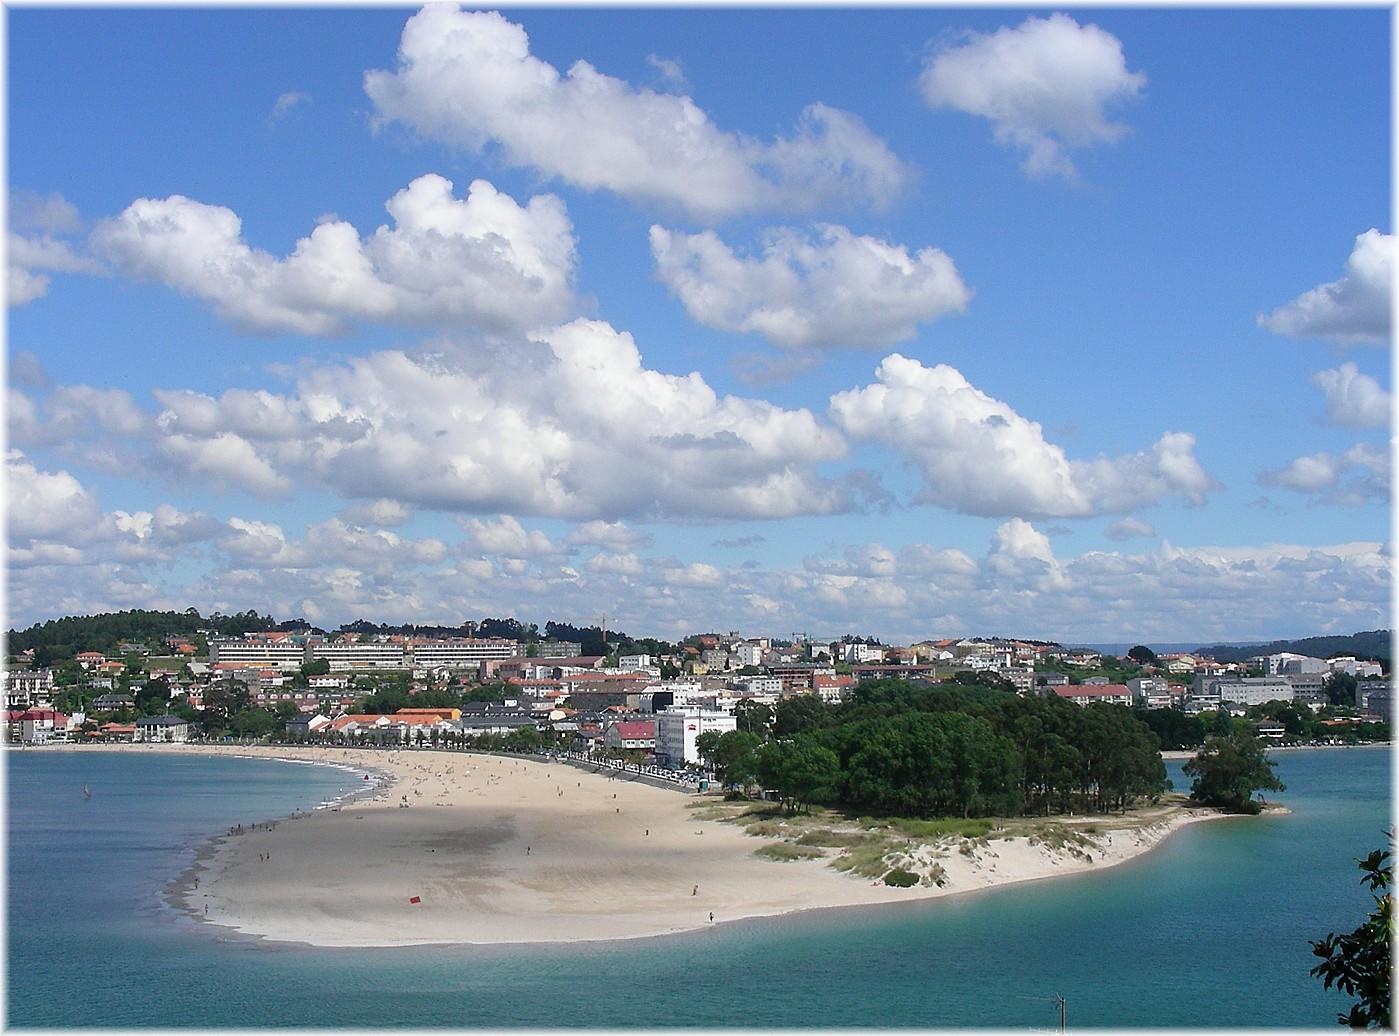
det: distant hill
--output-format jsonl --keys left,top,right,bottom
{"left": 1192, "top": 630, "right": 1392, "bottom": 668}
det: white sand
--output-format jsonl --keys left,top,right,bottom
{"left": 82, "top": 744, "right": 1252, "bottom": 947}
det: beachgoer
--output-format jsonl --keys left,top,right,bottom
{"left": 709, "top": 912, "right": 714, "bottom": 923}
{"left": 692, "top": 885, "right": 698, "bottom": 896}
{"left": 526, "top": 846, "right": 531, "bottom": 855}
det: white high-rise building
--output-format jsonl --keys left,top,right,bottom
{"left": 408, "top": 638, "right": 518, "bottom": 669}
{"left": 306, "top": 640, "right": 407, "bottom": 671}
{"left": 208, "top": 638, "right": 308, "bottom": 672}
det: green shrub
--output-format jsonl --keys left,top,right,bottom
{"left": 883, "top": 868, "right": 919, "bottom": 887}
{"left": 755, "top": 842, "right": 824, "bottom": 862}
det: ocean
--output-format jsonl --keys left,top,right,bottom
{"left": 6, "top": 745, "right": 1390, "bottom": 1028}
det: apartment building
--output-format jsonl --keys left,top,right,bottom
{"left": 655, "top": 707, "right": 736, "bottom": 768}
{"left": 208, "top": 637, "right": 307, "bottom": 672}
{"left": 306, "top": 639, "right": 407, "bottom": 671}
{"left": 408, "top": 638, "right": 518, "bottom": 669}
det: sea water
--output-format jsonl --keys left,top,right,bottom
{"left": 6, "top": 746, "right": 1390, "bottom": 1028}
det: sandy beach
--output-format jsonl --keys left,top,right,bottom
{"left": 48, "top": 743, "right": 1270, "bottom": 949}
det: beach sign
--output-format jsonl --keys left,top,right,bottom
{"left": 409, "top": 896, "right": 422, "bottom": 904}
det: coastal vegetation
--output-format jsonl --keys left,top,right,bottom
{"left": 699, "top": 680, "right": 1169, "bottom": 820}
{"left": 1182, "top": 732, "right": 1285, "bottom": 814}
{"left": 1310, "top": 844, "right": 1393, "bottom": 1029}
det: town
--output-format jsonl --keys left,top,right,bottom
{"left": 4, "top": 614, "right": 1390, "bottom": 765}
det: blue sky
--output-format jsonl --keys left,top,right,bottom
{"left": 6, "top": 5, "right": 1392, "bottom": 643}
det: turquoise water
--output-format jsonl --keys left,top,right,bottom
{"left": 7, "top": 746, "right": 1390, "bottom": 1028}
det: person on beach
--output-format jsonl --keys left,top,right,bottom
{"left": 692, "top": 885, "right": 698, "bottom": 896}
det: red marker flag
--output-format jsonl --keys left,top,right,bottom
{"left": 409, "top": 896, "right": 421, "bottom": 904}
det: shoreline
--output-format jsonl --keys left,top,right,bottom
{"left": 49, "top": 743, "right": 1284, "bottom": 950}
{"left": 1161, "top": 740, "right": 1391, "bottom": 760}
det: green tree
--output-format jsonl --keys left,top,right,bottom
{"left": 709, "top": 730, "right": 763, "bottom": 791}
{"left": 694, "top": 730, "right": 722, "bottom": 770}
{"left": 754, "top": 738, "right": 841, "bottom": 813}
{"left": 1182, "top": 732, "right": 1285, "bottom": 814}
{"left": 733, "top": 699, "right": 773, "bottom": 735}
{"left": 1325, "top": 671, "right": 1359, "bottom": 708}
{"left": 1127, "top": 645, "right": 1158, "bottom": 666}
{"left": 772, "top": 694, "right": 829, "bottom": 736}
{"left": 1311, "top": 845, "right": 1392, "bottom": 1028}
{"left": 300, "top": 658, "right": 331, "bottom": 678}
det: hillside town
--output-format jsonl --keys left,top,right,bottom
{"left": 4, "top": 621, "right": 1390, "bottom": 761}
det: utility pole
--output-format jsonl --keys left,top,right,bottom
{"left": 1055, "top": 993, "right": 1066, "bottom": 1033}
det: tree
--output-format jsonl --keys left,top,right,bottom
{"left": 1182, "top": 732, "right": 1285, "bottom": 814}
{"left": 755, "top": 738, "right": 841, "bottom": 813}
{"left": 709, "top": 730, "right": 762, "bottom": 791}
{"left": 300, "top": 658, "right": 331, "bottom": 678}
{"left": 1311, "top": 845, "right": 1392, "bottom": 1028}
{"left": 772, "top": 694, "right": 829, "bottom": 736}
{"left": 694, "top": 730, "right": 722, "bottom": 770}
{"left": 1127, "top": 645, "right": 1158, "bottom": 666}
{"left": 1325, "top": 671, "right": 1359, "bottom": 708}
{"left": 733, "top": 699, "right": 773, "bottom": 735}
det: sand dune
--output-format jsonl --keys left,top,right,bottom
{"left": 79, "top": 744, "right": 1241, "bottom": 947}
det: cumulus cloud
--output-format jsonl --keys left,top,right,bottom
{"left": 985, "top": 518, "right": 1066, "bottom": 591}
{"left": 566, "top": 520, "right": 651, "bottom": 551}
{"left": 1258, "top": 440, "right": 1391, "bottom": 505}
{"left": 645, "top": 54, "right": 688, "bottom": 92}
{"left": 1104, "top": 516, "right": 1157, "bottom": 541}
{"left": 649, "top": 224, "right": 970, "bottom": 353}
{"left": 1259, "top": 230, "right": 1393, "bottom": 344}
{"left": 340, "top": 499, "right": 412, "bottom": 528}
{"left": 364, "top": 6, "right": 909, "bottom": 219}
{"left": 829, "top": 354, "right": 1215, "bottom": 518}
{"left": 919, "top": 13, "right": 1145, "bottom": 178}
{"left": 39, "top": 318, "right": 849, "bottom": 522}
{"left": 6, "top": 450, "right": 105, "bottom": 546}
{"left": 91, "top": 174, "right": 576, "bottom": 336}
{"left": 157, "top": 433, "right": 292, "bottom": 497}
{"left": 1312, "top": 362, "right": 1391, "bottom": 429}
{"left": 8, "top": 189, "right": 102, "bottom": 307}
{"left": 461, "top": 515, "right": 556, "bottom": 557}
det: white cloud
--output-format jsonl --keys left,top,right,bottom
{"left": 1259, "top": 230, "right": 1393, "bottom": 344}
{"left": 1104, "top": 516, "right": 1157, "bottom": 541}
{"left": 649, "top": 224, "right": 970, "bottom": 353}
{"left": 461, "top": 515, "right": 556, "bottom": 557}
{"left": 645, "top": 54, "right": 688, "bottom": 92}
{"left": 10, "top": 189, "right": 83, "bottom": 234}
{"left": 364, "top": 6, "right": 909, "bottom": 219}
{"left": 5, "top": 450, "right": 105, "bottom": 546}
{"left": 340, "top": 499, "right": 412, "bottom": 528}
{"left": 829, "top": 354, "right": 1215, "bottom": 517}
{"left": 1259, "top": 440, "right": 1391, "bottom": 505}
{"left": 566, "top": 520, "right": 651, "bottom": 551}
{"left": 270, "top": 91, "right": 312, "bottom": 122}
{"left": 985, "top": 518, "right": 1066, "bottom": 591}
{"left": 63, "top": 319, "right": 847, "bottom": 521}
{"left": 919, "top": 13, "right": 1145, "bottom": 178}
{"left": 8, "top": 227, "right": 101, "bottom": 308}
{"left": 1312, "top": 363, "right": 1391, "bottom": 429}
{"left": 91, "top": 174, "right": 576, "bottom": 335}
{"left": 157, "top": 433, "right": 292, "bottom": 497}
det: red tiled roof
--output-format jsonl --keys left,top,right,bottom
{"left": 611, "top": 721, "right": 656, "bottom": 739}
{"left": 1053, "top": 684, "right": 1131, "bottom": 698}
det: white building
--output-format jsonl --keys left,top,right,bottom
{"left": 307, "top": 639, "right": 406, "bottom": 671}
{"left": 700, "top": 649, "right": 730, "bottom": 671}
{"left": 618, "top": 654, "right": 653, "bottom": 671}
{"left": 208, "top": 637, "right": 307, "bottom": 672}
{"left": 134, "top": 715, "right": 191, "bottom": 742}
{"left": 655, "top": 708, "right": 736, "bottom": 768}
{"left": 1128, "top": 677, "right": 1179, "bottom": 709}
{"left": 733, "top": 643, "right": 765, "bottom": 668}
{"left": 1328, "top": 656, "right": 1385, "bottom": 679}
{"left": 731, "top": 676, "right": 783, "bottom": 696}
{"left": 997, "top": 668, "right": 1035, "bottom": 694}
{"left": 1195, "top": 675, "right": 1294, "bottom": 707}
{"left": 841, "top": 642, "right": 885, "bottom": 664}
{"left": 3, "top": 669, "right": 54, "bottom": 709}
{"left": 408, "top": 638, "right": 518, "bottom": 669}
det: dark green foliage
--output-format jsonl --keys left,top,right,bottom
{"left": 772, "top": 694, "right": 831, "bottom": 736}
{"left": 6, "top": 608, "right": 282, "bottom": 661}
{"left": 300, "top": 658, "right": 331, "bottom": 677}
{"left": 1325, "top": 671, "right": 1359, "bottom": 707}
{"left": 734, "top": 699, "right": 773, "bottom": 735}
{"left": 1127, "top": 645, "right": 1158, "bottom": 665}
{"left": 1182, "top": 732, "right": 1285, "bottom": 813}
{"left": 709, "top": 730, "right": 764, "bottom": 789}
{"left": 1135, "top": 707, "right": 1206, "bottom": 750}
{"left": 754, "top": 738, "right": 842, "bottom": 813}
{"left": 1311, "top": 846, "right": 1393, "bottom": 1028}
{"left": 883, "top": 868, "right": 919, "bottom": 887}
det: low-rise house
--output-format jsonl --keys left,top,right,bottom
{"left": 1255, "top": 721, "right": 1286, "bottom": 740}
{"left": 97, "top": 722, "right": 137, "bottom": 741}
{"left": 92, "top": 693, "right": 136, "bottom": 713}
{"left": 603, "top": 719, "right": 657, "bottom": 752}
{"left": 1052, "top": 684, "right": 1134, "bottom": 707}
{"left": 134, "top": 715, "right": 190, "bottom": 742}
{"left": 285, "top": 713, "right": 332, "bottom": 737}
{"left": 75, "top": 651, "right": 107, "bottom": 670}
{"left": 16, "top": 708, "right": 70, "bottom": 743}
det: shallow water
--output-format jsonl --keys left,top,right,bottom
{"left": 6, "top": 745, "right": 1390, "bottom": 1027}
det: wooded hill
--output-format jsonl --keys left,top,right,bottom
{"left": 1194, "top": 630, "right": 1391, "bottom": 668}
